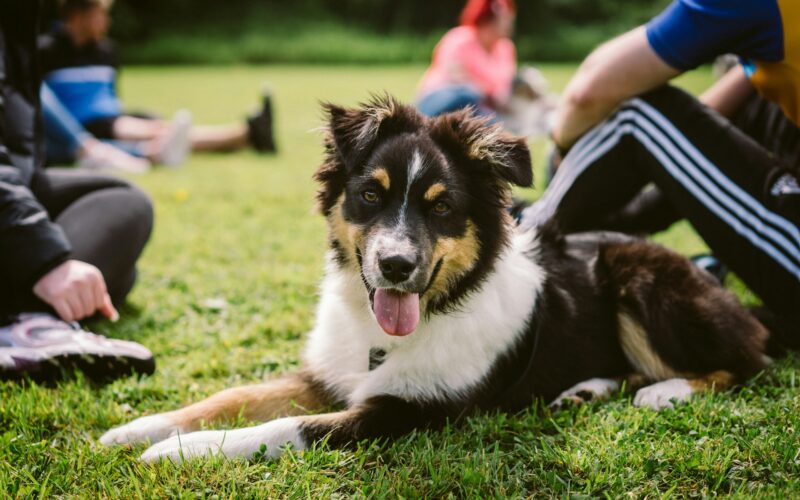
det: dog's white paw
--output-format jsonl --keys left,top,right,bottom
{"left": 139, "top": 430, "right": 229, "bottom": 463}
{"left": 138, "top": 417, "right": 305, "bottom": 463}
{"left": 100, "top": 414, "right": 178, "bottom": 446}
{"left": 634, "top": 378, "right": 693, "bottom": 411}
{"left": 549, "top": 378, "right": 620, "bottom": 409}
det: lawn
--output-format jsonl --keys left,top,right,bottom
{"left": 2, "top": 65, "right": 799, "bottom": 497}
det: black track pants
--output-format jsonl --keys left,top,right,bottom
{"left": 523, "top": 86, "right": 800, "bottom": 324}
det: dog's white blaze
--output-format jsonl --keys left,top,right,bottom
{"left": 304, "top": 228, "right": 546, "bottom": 405}
{"left": 139, "top": 417, "right": 303, "bottom": 463}
{"left": 398, "top": 149, "right": 425, "bottom": 225}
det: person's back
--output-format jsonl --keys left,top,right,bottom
{"left": 38, "top": 0, "right": 122, "bottom": 126}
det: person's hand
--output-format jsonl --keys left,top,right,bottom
{"left": 33, "top": 260, "right": 119, "bottom": 322}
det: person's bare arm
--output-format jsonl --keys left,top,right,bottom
{"left": 700, "top": 65, "right": 754, "bottom": 118}
{"left": 552, "top": 26, "right": 681, "bottom": 150}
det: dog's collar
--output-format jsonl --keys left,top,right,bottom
{"left": 368, "top": 348, "right": 387, "bottom": 371}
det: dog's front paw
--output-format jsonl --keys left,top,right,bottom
{"left": 634, "top": 378, "right": 693, "bottom": 411}
{"left": 100, "top": 414, "right": 179, "bottom": 446}
{"left": 139, "top": 418, "right": 305, "bottom": 463}
{"left": 139, "top": 430, "right": 229, "bottom": 463}
{"left": 549, "top": 378, "right": 620, "bottom": 411}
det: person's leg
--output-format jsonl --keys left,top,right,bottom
{"left": 109, "top": 118, "right": 250, "bottom": 153}
{"left": 522, "top": 85, "right": 800, "bottom": 323}
{"left": 87, "top": 113, "right": 192, "bottom": 167}
{"left": 733, "top": 93, "right": 800, "bottom": 169}
{"left": 86, "top": 92, "right": 276, "bottom": 156}
{"left": 31, "top": 169, "right": 154, "bottom": 305}
{"left": 102, "top": 139, "right": 147, "bottom": 158}
{"left": 523, "top": 126, "right": 653, "bottom": 233}
{"left": 188, "top": 123, "right": 249, "bottom": 152}
{"left": 417, "top": 86, "right": 485, "bottom": 117}
{"left": 191, "top": 87, "right": 277, "bottom": 153}
{"left": 106, "top": 115, "right": 170, "bottom": 142}
{"left": 568, "top": 93, "right": 800, "bottom": 237}
{"left": 601, "top": 187, "right": 682, "bottom": 235}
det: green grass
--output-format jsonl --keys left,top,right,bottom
{"left": 116, "top": 19, "right": 652, "bottom": 65}
{"left": 2, "top": 65, "right": 798, "bottom": 497}
{"left": 119, "top": 23, "right": 444, "bottom": 66}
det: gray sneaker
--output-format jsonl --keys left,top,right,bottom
{"left": 0, "top": 314, "right": 155, "bottom": 384}
{"left": 154, "top": 109, "right": 192, "bottom": 167}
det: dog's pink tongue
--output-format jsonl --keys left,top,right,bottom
{"left": 373, "top": 289, "right": 420, "bottom": 336}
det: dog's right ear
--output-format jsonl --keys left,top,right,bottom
{"left": 322, "top": 95, "right": 422, "bottom": 171}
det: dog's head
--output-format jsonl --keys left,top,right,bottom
{"left": 316, "top": 95, "right": 532, "bottom": 336}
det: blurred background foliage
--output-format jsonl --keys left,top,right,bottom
{"left": 43, "top": 0, "right": 671, "bottom": 64}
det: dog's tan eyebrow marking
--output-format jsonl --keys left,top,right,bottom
{"left": 372, "top": 168, "right": 390, "bottom": 190}
{"left": 424, "top": 183, "right": 446, "bottom": 201}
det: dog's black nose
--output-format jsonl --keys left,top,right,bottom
{"left": 379, "top": 255, "right": 417, "bottom": 283}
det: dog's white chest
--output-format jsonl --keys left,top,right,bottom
{"left": 304, "top": 231, "right": 546, "bottom": 405}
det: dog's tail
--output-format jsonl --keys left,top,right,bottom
{"left": 750, "top": 306, "right": 800, "bottom": 358}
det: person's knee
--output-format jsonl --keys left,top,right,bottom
{"left": 631, "top": 84, "right": 701, "bottom": 122}
{"left": 102, "top": 183, "right": 154, "bottom": 246}
{"left": 124, "top": 185, "right": 155, "bottom": 242}
{"left": 105, "top": 185, "right": 152, "bottom": 303}
{"left": 638, "top": 84, "right": 692, "bottom": 105}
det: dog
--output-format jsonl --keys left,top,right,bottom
{"left": 100, "top": 96, "right": 769, "bottom": 463}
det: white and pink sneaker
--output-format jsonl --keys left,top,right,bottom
{"left": 0, "top": 314, "right": 155, "bottom": 384}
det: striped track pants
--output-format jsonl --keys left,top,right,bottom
{"left": 522, "top": 85, "right": 800, "bottom": 321}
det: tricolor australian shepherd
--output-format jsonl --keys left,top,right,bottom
{"left": 101, "top": 96, "right": 769, "bottom": 462}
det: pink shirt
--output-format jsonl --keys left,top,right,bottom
{"left": 418, "top": 26, "right": 517, "bottom": 102}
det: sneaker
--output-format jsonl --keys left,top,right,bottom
{"left": 154, "top": 109, "right": 192, "bottom": 167}
{"left": 78, "top": 142, "right": 151, "bottom": 174}
{"left": 247, "top": 84, "right": 277, "bottom": 153}
{"left": 690, "top": 253, "right": 729, "bottom": 285}
{"left": 0, "top": 314, "right": 155, "bottom": 384}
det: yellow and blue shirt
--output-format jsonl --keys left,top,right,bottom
{"left": 647, "top": 0, "right": 800, "bottom": 125}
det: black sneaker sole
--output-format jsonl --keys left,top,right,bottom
{"left": 0, "top": 353, "right": 155, "bottom": 386}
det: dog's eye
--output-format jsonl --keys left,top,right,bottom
{"left": 361, "top": 190, "right": 380, "bottom": 204}
{"left": 433, "top": 201, "right": 451, "bottom": 215}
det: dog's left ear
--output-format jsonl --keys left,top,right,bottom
{"left": 430, "top": 110, "right": 533, "bottom": 187}
{"left": 323, "top": 94, "right": 423, "bottom": 171}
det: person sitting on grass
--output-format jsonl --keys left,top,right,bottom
{"left": 0, "top": 0, "right": 155, "bottom": 384}
{"left": 520, "top": 0, "right": 800, "bottom": 342}
{"left": 415, "top": 0, "right": 555, "bottom": 138}
{"left": 416, "top": 0, "right": 517, "bottom": 119}
{"left": 38, "top": 0, "right": 276, "bottom": 169}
